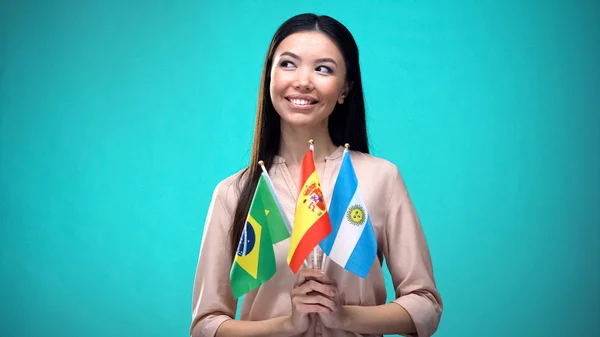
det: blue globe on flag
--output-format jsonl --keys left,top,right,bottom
{"left": 236, "top": 222, "right": 256, "bottom": 256}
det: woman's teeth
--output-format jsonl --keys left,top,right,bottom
{"left": 290, "top": 99, "right": 313, "bottom": 105}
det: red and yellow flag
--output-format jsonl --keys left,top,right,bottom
{"left": 287, "top": 145, "right": 333, "bottom": 273}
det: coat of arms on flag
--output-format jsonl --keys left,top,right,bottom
{"left": 287, "top": 140, "right": 333, "bottom": 274}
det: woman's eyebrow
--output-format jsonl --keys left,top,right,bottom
{"left": 315, "top": 57, "right": 337, "bottom": 66}
{"left": 279, "top": 51, "right": 300, "bottom": 60}
{"left": 279, "top": 52, "right": 338, "bottom": 66}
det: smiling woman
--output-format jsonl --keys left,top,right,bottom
{"left": 270, "top": 32, "right": 349, "bottom": 127}
{"left": 190, "top": 13, "right": 443, "bottom": 337}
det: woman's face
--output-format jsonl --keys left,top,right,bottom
{"left": 269, "top": 31, "right": 348, "bottom": 128}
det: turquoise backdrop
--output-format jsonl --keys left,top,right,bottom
{"left": 1, "top": 0, "right": 599, "bottom": 336}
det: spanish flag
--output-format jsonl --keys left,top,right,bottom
{"left": 287, "top": 143, "right": 333, "bottom": 273}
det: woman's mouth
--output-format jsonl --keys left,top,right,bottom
{"left": 285, "top": 97, "right": 318, "bottom": 109}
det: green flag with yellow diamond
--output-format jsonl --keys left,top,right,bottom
{"left": 230, "top": 172, "right": 290, "bottom": 298}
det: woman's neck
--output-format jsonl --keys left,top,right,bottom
{"left": 278, "top": 121, "right": 337, "bottom": 165}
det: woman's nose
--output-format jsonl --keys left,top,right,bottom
{"left": 293, "top": 68, "right": 314, "bottom": 91}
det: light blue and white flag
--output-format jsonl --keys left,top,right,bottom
{"left": 319, "top": 147, "right": 377, "bottom": 278}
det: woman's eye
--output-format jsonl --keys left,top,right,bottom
{"left": 316, "top": 65, "right": 333, "bottom": 74}
{"left": 280, "top": 61, "right": 295, "bottom": 68}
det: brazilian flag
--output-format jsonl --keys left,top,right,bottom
{"left": 230, "top": 172, "right": 290, "bottom": 298}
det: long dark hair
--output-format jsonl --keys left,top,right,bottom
{"left": 229, "top": 13, "right": 370, "bottom": 258}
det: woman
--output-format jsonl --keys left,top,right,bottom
{"left": 190, "top": 13, "right": 442, "bottom": 337}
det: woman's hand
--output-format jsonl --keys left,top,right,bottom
{"left": 288, "top": 268, "right": 337, "bottom": 334}
{"left": 316, "top": 273, "right": 349, "bottom": 330}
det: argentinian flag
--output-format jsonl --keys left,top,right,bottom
{"left": 319, "top": 147, "right": 377, "bottom": 278}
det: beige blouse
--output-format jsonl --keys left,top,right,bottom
{"left": 190, "top": 146, "right": 443, "bottom": 337}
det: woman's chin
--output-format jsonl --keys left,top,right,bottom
{"left": 278, "top": 112, "right": 330, "bottom": 129}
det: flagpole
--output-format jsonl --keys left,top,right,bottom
{"left": 307, "top": 140, "right": 320, "bottom": 269}
{"left": 321, "top": 142, "right": 350, "bottom": 273}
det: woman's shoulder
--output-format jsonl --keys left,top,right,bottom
{"left": 210, "top": 167, "right": 248, "bottom": 210}
{"left": 348, "top": 150, "right": 402, "bottom": 182}
{"left": 347, "top": 150, "right": 411, "bottom": 202}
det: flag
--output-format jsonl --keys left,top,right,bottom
{"left": 287, "top": 145, "right": 333, "bottom": 273}
{"left": 319, "top": 147, "right": 377, "bottom": 278}
{"left": 230, "top": 172, "right": 290, "bottom": 298}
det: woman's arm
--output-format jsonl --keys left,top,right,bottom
{"left": 190, "top": 182, "right": 238, "bottom": 337}
{"left": 214, "top": 316, "right": 296, "bottom": 337}
{"left": 337, "top": 303, "right": 416, "bottom": 335}
{"left": 318, "top": 165, "right": 442, "bottom": 337}
{"left": 379, "top": 166, "right": 443, "bottom": 336}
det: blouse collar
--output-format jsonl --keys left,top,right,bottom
{"left": 273, "top": 145, "right": 345, "bottom": 164}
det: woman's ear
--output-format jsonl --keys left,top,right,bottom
{"left": 338, "top": 82, "right": 352, "bottom": 104}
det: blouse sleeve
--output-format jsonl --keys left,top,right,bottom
{"left": 190, "top": 182, "right": 237, "bottom": 337}
{"left": 383, "top": 166, "right": 443, "bottom": 337}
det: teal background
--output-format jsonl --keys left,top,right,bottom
{"left": 1, "top": 0, "right": 599, "bottom": 336}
